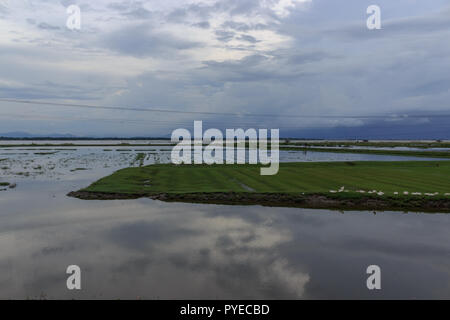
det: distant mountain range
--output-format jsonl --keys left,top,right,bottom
{"left": 0, "top": 132, "right": 171, "bottom": 140}
{"left": 0, "top": 132, "right": 77, "bottom": 138}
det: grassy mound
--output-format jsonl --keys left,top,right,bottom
{"left": 80, "top": 161, "right": 450, "bottom": 196}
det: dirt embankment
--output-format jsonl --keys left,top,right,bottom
{"left": 67, "top": 191, "right": 450, "bottom": 213}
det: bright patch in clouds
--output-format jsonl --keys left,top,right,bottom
{"left": 262, "top": 0, "right": 312, "bottom": 18}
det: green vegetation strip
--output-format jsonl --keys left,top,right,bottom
{"left": 280, "top": 147, "right": 450, "bottom": 159}
{"left": 283, "top": 141, "right": 450, "bottom": 148}
{"left": 70, "top": 161, "right": 450, "bottom": 212}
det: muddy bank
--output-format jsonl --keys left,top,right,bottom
{"left": 67, "top": 191, "right": 450, "bottom": 213}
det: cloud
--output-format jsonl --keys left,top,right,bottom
{"left": 192, "top": 21, "right": 210, "bottom": 29}
{"left": 221, "top": 20, "right": 268, "bottom": 31}
{"left": 38, "top": 22, "right": 61, "bottom": 30}
{"left": 101, "top": 23, "right": 203, "bottom": 58}
{"left": 0, "top": 3, "right": 8, "bottom": 16}
{"left": 262, "top": 0, "right": 312, "bottom": 18}
{"left": 215, "top": 30, "right": 235, "bottom": 42}
{"left": 237, "top": 34, "right": 259, "bottom": 43}
{"left": 322, "top": 12, "right": 450, "bottom": 42}
{"left": 123, "top": 7, "right": 153, "bottom": 19}
{"left": 0, "top": 0, "right": 449, "bottom": 137}
{"left": 107, "top": 1, "right": 153, "bottom": 19}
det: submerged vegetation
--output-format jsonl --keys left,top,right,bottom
{"left": 70, "top": 168, "right": 88, "bottom": 172}
{"left": 0, "top": 182, "right": 16, "bottom": 190}
{"left": 132, "top": 153, "right": 146, "bottom": 167}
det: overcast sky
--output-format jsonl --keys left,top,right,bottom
{"left": 0, "top": 0, "right": 449, "bottom": 138}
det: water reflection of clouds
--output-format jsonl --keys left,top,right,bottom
{"left": 0, "top": 188, "right": 310, "bottom": 298}
{"left": 1, "top": 180, "right": 450, "bottom": 298}
{"left": 105, "top": 207, "right": 310, "bottom": 299}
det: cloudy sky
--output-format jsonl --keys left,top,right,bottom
{"left": 0, "top": 0, "right": 449, "bottom": 138}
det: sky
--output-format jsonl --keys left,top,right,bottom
{"left": 0, "top": 0, "right": 449, "bottom": 138}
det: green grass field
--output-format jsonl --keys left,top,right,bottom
{"left": 284, "top": 141, "right": 450, "bottom": 148}
{"left": 279, "top": 147, "right": 450, "bottom": 159}
{"left": 83, "top": 161, "right": 450, "bottom": 197}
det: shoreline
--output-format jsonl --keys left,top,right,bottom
{"left": 67, "top": 191, "right": 450, "bottom": 213}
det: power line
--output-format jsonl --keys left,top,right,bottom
{"left": 0, "top": 112, "right": 369, "bottom": 129}
{"left": 0, "top": 111, "right": 341, "bottom": 128}
{"left": 3, "top": 109, "right": 447, "bottom": 129}
{"left": 1, "top": 98, "right": 449, "bottom": 119}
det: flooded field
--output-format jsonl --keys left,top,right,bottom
{"left": 0, "top": 145, "right": 445, "bottom": 183}
{"left": 0, "top": 141, "right": 450, "bottom": 299}
{"left": 0, "top": 146, "right": 172, "bottom": 181}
